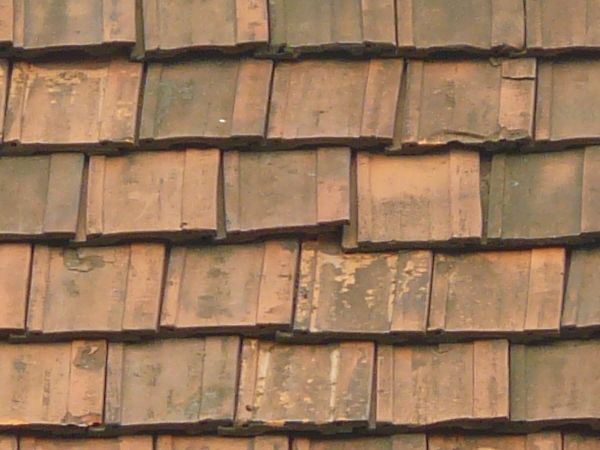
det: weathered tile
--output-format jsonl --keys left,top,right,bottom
{"left": 267, "top": 60, "right": 403, "bottom": 147}
{"left": 86, "top": 150, "right": 219, "bottom": 240}
{"left": 0, "top": 244, "right": 31, "bottom": 333}
{"left": 20, "top": 437, "right": 153, "bottom": 450}
{"left": 105, "top": 337, "right": 240, "bottom": 428}
{"left": 0, "top": 2, "right": 11, "bottom": 50}
{"left": 343, "top": 151, "right": 481, "bottom": 250}
{"left": 564, "top": 434, "right": 600, "bottom": 450}
{"left": 224, "top": 149, "right": 350, "bottom": 235}
{"left": 269, "top": 0, "right": 396, "bottom": 55}
{"left": 295, "top": 237, "right": 431, "bottom": 337}
{"left": 4, "top": 59, "right": 142, "bottom": 150}
{"left": 140, "top": 60, "right": 272, "bottom": 148}
{"left": 487, "top": 148, "right": 600, "bottom": 243}
{"left": 564, "top": 247, "right": 600, "bottom": 331}
{"left": 27, "top": 244, "right": 165, "bottom": 336}
{"left": 527, "top": 0, "right": 600, "bottom": 52}
{"left": 429, "top": 248, "right": 565, "bottom": 336}
{"left": 397, "top": 0, "right": 524, "bottom": 53}
{"left": 293, "top": 435, "right": 426, "bottom": 450}
{"left": 7, "top": 0, "right": 135, "bottom": 54}
{"left": 393, "top": 59, "right": 535, "bottom": 151}
{"left": 377, "top": 340, "right": 509, "bottom": 427}
{"left": 0, "top": 340, "right": 106, "bottom": 427}
{"left": 161, "top": 240, "right": 298, "bottom": 333}
{"left": 0, "top": 154, "right": 84, "bottom": 239}
{"left": 156, "top": 436, "right": 288, "bottom": 450}
{"left": 236, "top": 340, "right": 375, "bottom": 430}
{"left": 0, "top": 60, "right": 7, "bottom": 142}
{"left": 0, "top": 438, "right": 15, "bottom": 450}
{"left": 141, "top": 0, "right": 268, "bottom": 56}
{"left": 429, "top": 433, "right": 562, "bottom": 450}
{"left": 536, "top": 61, "right": 600, "bottom": 148}
{"left": 511, "top": 340, "right": 600, "bottom": 425}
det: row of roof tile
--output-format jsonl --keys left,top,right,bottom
{"left": 1, "top": 238, "right": 599, "bottom": 340}
{"left": 0, "top": 0, "right": 598, "bottom": 57}
{"left": 3, "top": 58, "right": 600, "bottom": 151}
{"left": 0, "top": 337, "right": 597, "bottom": 432}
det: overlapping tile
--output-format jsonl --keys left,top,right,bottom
{"left": 161, "top": 240, "right": 298, "bottom": 334}
{"left": 140, "top": 0, "right": 268, "bottom": 57}
{"left": 0, "top": 243, "right": 31, "bottom": 333}
{"left": 511, "top": 340, "right": 600, "bottom": 427}
{"left": 267, "top": 60, "right": 403, "bottom": 148}
{"left": 0, "top": 340, "right": 106, "bottom": 428}
{"left": 236, "top": 340, "right": 374, "bottom": 432}
{"left": 156, "top": 436, "right": 288, "bottom": 450}
{"left": 397, "top": 0, "right": 524, "bottom": 54}
{"left": 268, "top": 0, "right": 396, "bottom": 56}
{"left": 429, "top": 433, "right": 562, "bottom": 450}
{"left": 0, "top": 154, "right": 84, "bottom": 239}
{"left": 20, "top": 437, "right": 153, "bottom": 450}
{"left": 140, "top": 60, "right": 272, "bottom": 148}
{"left": 85, "top": 150, "right": 219, "bottom": 241}
{"left": 105, "top": 337, "right": 240, "bottom": 429}
{"left": 377, "top": 340, "right": 509, "bottom": 428}
{"left": 344, "top": 151, "right": 482, "bottom": 250}
{"left": 223, "top": 149, "right": 350, "bottom": 236}
{"left": 563, "top": 247, "right": 600, "bottom": 331}
{"left": 292, "top": 435, "right": 426, "bottom": 450}
{"left": 4, "top": 59, "right": 142, "bottom": 151}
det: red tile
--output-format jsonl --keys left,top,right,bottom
{"left": 267, "top": 60, "right": 403, "bottom": 147}
{"left": 162, "top": 240, "right": 298, "bottom": 334}
{"left": 156, "top": 436, "right": 288, "bottom": 450}
{"left": 0, "top": 340, "right": 106, "bottom": 428}
{"left": 292, "top": 435, "right": 426, "bottom": 450}
{"left": 377, "top": 340, "right": 509, "bottom": 427}
{"left": 86, "top": 150, "right": 220, "bottom": 241}
{"left": 140, "top": 60, "right": 272, "bottom": 148}
{"left": 564, "top": 247, "right": 600, "bottom": 330}
{"left": 429, "top": 433, "right": 562, "bottom": 450}
{"left": 105, "top": 337, "right": 240, "bottom": 428}
{"left": 20, "top": 437, "right": 153, "bottom": 450}
{"left": 4, "top": 59, "right": 142, "bottom": 150}
{"left": 0, "top": 243, "right": 31, "bottom": 333}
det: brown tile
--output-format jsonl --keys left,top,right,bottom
{"left": 4, "top": 59, "right": 142, "bottom": 150}
{"left": 156, "top": 436, "right": 288, "bottom": 450}
{"left": 344, "top": 151, "right": 481, "bottom": 250}
{"left": 397, "top": 0, "right": 524, "bottom": 53}
{"left": 224, "top": 149, "right": 350, "bottom": 235}
{"left": 0, "top": 2, "right": 11, "bottom": 50}
{"left": 0, "top": 437, "right": 15, "bottom": 450}
{"left": 527, "top": 1, "right": 600, "bottom": 52}
{"left": 295, "top": 237, "right": 431, "bottom": 337}
{"left": 236, "top": 340, "right": 375, "bottom": 430}
{"left": 86, "top": 150, "right": 219, "bottom": 240}
{"left": 27, "top": 244, "right": 165, "bottom": 337}
{"left": 8, "top": 0, "right": 135, "bottom": 54}
{"left": 293, "top": 435, "right": 426, "bottom": 450}
{"left": 162, "top": 240, "right": 298, "bottom": 333}
{"left": 141, "top": 0, "right": 268, "bottom": 56}
{"left": 267, "top": 60, "right": 403, "bottom": 147}
{"left": 0, "top": 154, "right": 84, "bottom": 239}
{"left": 393, "top": 59, "right": 535, "bottom": 151}
{"left": 511, "top": 340, "right": 600, "bottom": 425}
{"left": 564, "top": 434, "right": 600, "bottom": 450}
{"left": 268, "top": 0, "right": 396, "bottom": 55}
{"left": 20, "top": 437, "right": 153, "bottom": 450}
{"left": 429, "top": 433, "right": 562, "bottom": 450}
{"left": 105, "top": 337, "right": 239, "bottom": 428}
{"left": 536, "top": 61, "right": 600, "bottom": 148}
{"left": 0, "top": 340, "right": 106, "bottom": 427}
{"left": 0, "top": 59, "right": 7, "bottom": 141}
{"left": 377, "top": 340, "right": 509, "bottom": 427}
{"left": 564, "top": 247, "right": 600, "bottom": 331}
{"left": 0, "top": 243, "right": 31, "bottom": 333}
{"left": 487, "top": 148, "right": 600, "bottom": 243}
{"left": 140, "top": 60, "right": 272, "bottom": 148}
{"left": 429, "top": 248, "right": 565, "bottom": 336}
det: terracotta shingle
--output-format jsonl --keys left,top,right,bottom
{"left": 563, "top": 247, "right": 600, "bottom": 331}
{"left": 0, "top": 154, "right": 84, "bottom": 239}
{"left": 268, "top": 0, "right": 396, "bottom": 55}
{"left": 27, "top": 244, "right": 165, "bottom": 337}
{"left": 392, "top": 59, "right": 535, "bottom": 151}
{"left": 511, "top": 340, "right": 600, "bottom": 426}
{"left": 0, "top": 2, "right": 11, "bottom": 50}
{"left": 105, "top": 337, "right": 240, "bottom": 428}
{"left": 162, "top": 240, "right": 298, "bottom": 334}
{"left": 0, "top": 59, "right": 7, "bottom": 141}
{"left": 0, "top": 340, "right": 106, "bottom": 427}
{"left": 295, "top": 237, "right": 431, "bottom": 337}
{"left": 377, "top": 340, "right": 509, "bottom": 427}
{"left": 397, "top": 0, "right": 524, "bottom": 54}
{"left": 293, "top": 435, "right": 426, "bottom": 450}
{"left": 141, "top": 0, "right": 268, "bottom": 56}
{"left": 564, "top": 434, "right": 600, "bottom": 450}
{"left": 267, "top": 60, "right": 403, "bottom": 147}
{"left": 0, "top": 243, "right": 31, "bottom": 333}
{"left": 4, "top": 59, "right": 142, "bottom": 150}
{"left": 156, "top": 436, "right": 288, "bottom": 450}
{"left": 140, "top": 60, "right": 272, "bottom": 148}
{"left": 236, "top": 340, "right": 374, "bottom": 431}
{"left": 344, "top": 151, "right": 482, "bottom": 250}
{"left": 0, "top": 438, "right": 15, "bottom": 450}
{"left": 224, "top": 149, "right": 350, "bottom": 235}
{"left": 86, "top": 150, "right": 219, "bottom": 241}
{"left": 429, "top": 249, "right": 565, "bottom": 337}
{"left": 429, "top": 433, "right": 562, "bottom": 450}
{"left": 20, "top": 437, "right": 153, "bottom": 450}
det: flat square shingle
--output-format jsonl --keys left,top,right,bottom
{"left": 564, "top": 247, "right": 600, "bottom": 331}
{"left": 156, "top": 436, "right": 288, "bottom": 450}
{"left": 0, "top": 243, "right": 31, "bottom": 333}
{"left": 20, "top": 437, "right": 153, "bottom": 450}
